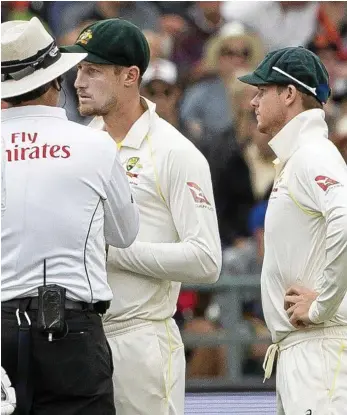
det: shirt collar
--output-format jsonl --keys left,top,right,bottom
{"left": 88, "top": 97, "right": 157, "bottom": 149}
{"left": 269, "top": 109, "right": 328, "bottom": 164}
{"left": 1, "top": 105, "right": 67, "bottom": 121}
{"left": 120, "top": 97, "right": 157, "bottom": 149}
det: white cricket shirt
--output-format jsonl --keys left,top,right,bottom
{"left": 262, "top": 109, "right": 347, "bottom": 342}
{"left": 1, "top": 106, "right": 139, "bottom": 303}
{"left": 89, "top": 98, "right": 222, "bottom": 321}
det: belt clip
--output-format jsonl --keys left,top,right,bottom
{"left": 16, "top": 298, "right": 32, "bottom": 327}
{"left": 16, "top": 309, "right": 31, "bottom": 327}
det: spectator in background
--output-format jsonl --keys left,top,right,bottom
{"left": 183, "top": 292, "right": 227, "bottom": 379}
{"left": 172, "top": 1, "right": 224, "bottom": 82}
{"left": 141, "top": 59, "right": 182, "bottom": 129}
{"left": 143, "top": 30, "right": 167, "bottom": 61}
{"left": 179, "top": 23, "right": 263, "bottom": 248}
{"left": 209, "top": 129, "right": 255, "bottom": 247}
{"left": 331, "top": 115, "right": 347, "bottom": 162}
{"left": 311, "top": 1, "right": 347, "bottom": 61}
{"left": 221, "top": 1, "right": 319, "bottom": 53}
{"left": 55, "top": 1, "right": 162, "bottom": 44}
{"left": 307, "top": 2, "right": 347, "bottom": 107}
{"left": 180, "top": 22, "right": 263, "bottom": 148}
{"left": 229, "top": 78, "right": 275, "bottom": 201}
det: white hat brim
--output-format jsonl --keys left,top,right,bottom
{"left": 1, "top": 52, "right": 87, "bottom": 99}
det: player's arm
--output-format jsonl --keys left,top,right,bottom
{"left": 108, "top": 146, "right": 222, "bottom": 283}
{"left": 298, "top": 147, "right": 347, "bottom": 324}
{"left": 104, "top": 150, "right": 139, "bottom": 248}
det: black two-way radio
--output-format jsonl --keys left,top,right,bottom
{"left": 37, "top": 259, "right": 66, "bottom": 341}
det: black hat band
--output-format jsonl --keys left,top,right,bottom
{"left": 1, "top": 41, "right": 61, "bottom": 82}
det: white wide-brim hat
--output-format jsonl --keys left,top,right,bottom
{"left": 1, "top": 17, "right": 87, "bottom": 99}
{"left": 142, "top": 59, "right": 178, "bottom": 86}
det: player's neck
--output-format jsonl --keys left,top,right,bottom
{"left": 103, "top": 95, "right": 145, "bottom": 143}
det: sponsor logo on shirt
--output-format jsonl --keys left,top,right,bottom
{"left": 187, "top": 182, "right": 212, "bottom": 210}
{"left": 6, "top": 132, "right": 71, "bottom": 161}
{"left": 270, "top": 171, "right": 284, "bottom": 198}
{"left": 315, "top": 175, "right": 340, "bottom": 192}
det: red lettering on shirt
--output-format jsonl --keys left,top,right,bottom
{"left": 11, "top": 132, "right": 38, "bottom": 144}
{"left": 315, "top": 175, "right": 339, "bottom": 192}
{"left": 61, "top": 146, "right": 71, "bottom": 158}
{"left": 6, "top": 144, "right": 71, "bottom": 162}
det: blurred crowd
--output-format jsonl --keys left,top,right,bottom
{"left": 2, "top": 0, "right": 347, "bottom": 380}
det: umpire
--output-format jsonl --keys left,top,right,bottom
{"left": 1, "top": 17, "right": 139, "bottom": 415}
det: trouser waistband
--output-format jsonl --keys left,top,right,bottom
{"left": 279, "top": 325, "right": 347, "bottom": 350}
{"left": 263, "top": 325, "right": 347, "bottom": 382}
{"left": 103, "top": 317, "right": 173, "bottom": 335}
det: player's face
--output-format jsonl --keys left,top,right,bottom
{"left": 74, "top": 62, "right": 122, "bottom": 117}
{"left": 250, "top": 85, "right": 287, "bottom": 137}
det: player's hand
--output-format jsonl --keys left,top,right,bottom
{"left": 284, "top": 285, "right": 318, "bottom": 329}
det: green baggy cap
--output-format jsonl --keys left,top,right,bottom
{"left": 60, "top": 18, "right": 150, "bottom": 75}
{"left": 238, "top": 46, "right": 331, "bottom": 104}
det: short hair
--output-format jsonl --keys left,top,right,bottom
{"left": 276, "top": 84, "right": 323, "bottom": 111}
{"left": 3, "top": 76, "right": 63, "bottom": 106}
{"left": 299, "top": 91, "right": 323, "bottom": 110}
{"left": 3, "top": 82, "right": 52, "bottom": 106}
{"left": 113, "top": 65, "right": 142, "bottom": 86}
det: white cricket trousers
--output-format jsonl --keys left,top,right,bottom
{"left": 103, "top": 317, "right": 186, "bottom": 415}
{"left": 264, "top": 326, "right": 347, "bottom": 415}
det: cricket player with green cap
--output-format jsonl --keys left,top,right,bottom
{"left": 239, "top": 46, "right": 347, "bottom": 414}
{"left": 62, "top": 18, "right": 222, "bottom": 415}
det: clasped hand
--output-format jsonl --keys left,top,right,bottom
{"left": 284, "top": 285, "right": 318, "bottom": 328}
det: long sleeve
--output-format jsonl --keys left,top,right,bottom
{"left": 104, "top": 151, "right": 139, "bottom": 248}
{"left": 296, "top": 147, "right": 347, "bottom": 323}
{"left": 108, "top": 145, "right": 222, "bottom": 284}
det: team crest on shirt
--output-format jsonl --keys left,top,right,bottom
{"left": 187, "top": 182, "right": 213, "bottom": 210}
{"left": 126, "top": 157, "right": 142, "bottom": 171}
{"left": 315, "top": 175, "right": 340, "bottom": 192}
{"left": 123, "top": 157, "right": 143, "bottom": 182}
{"left": 77, "top": 29, "right": 93, "bottom": 45}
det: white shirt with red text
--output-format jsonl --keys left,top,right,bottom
{"left": 1, "top": 105, "right": 139, "bottom": 303}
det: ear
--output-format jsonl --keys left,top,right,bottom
{"left": 124, "top": 66, "right": 141, "bottom": 87}
{"left": 284, "top": 84, "right": 298, "bottom": 107}
{"left": 52, "top": 78, "right": 62, "bottom": 92}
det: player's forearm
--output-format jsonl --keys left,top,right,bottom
{"left": 107, "top": 240, "right": 222, "bottom": 284}
{"left": 104, "top": 201, "right": 139, "bottom": 248}
{"left": 309, "top": 207, "right": 347, "bottom": 323}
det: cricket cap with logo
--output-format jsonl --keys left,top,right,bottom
{"left": 238, "top": 46, "right": 331, "bottom": 104}
{"left": 61, "top": 18, "right": 150, "bottom": 75}
{"left": 1, "top": 17, "right": 87, "bottom": 99}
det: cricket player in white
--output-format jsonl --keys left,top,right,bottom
{"left": 62, "top": 19, "right": 222, "bottom": 415}
{"left": 239, "top": 47, "right": 347, "bottom": 415}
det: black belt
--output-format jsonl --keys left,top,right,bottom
{"left": 2, "top": 297, "right": 94, "bottom": 311}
